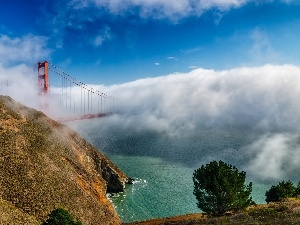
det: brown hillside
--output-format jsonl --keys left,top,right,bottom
{"left": 125, "top": 199, "right": 300, "bottom": 225}
{"left": 0, "top": 95, "right": 131, "bottom": 225}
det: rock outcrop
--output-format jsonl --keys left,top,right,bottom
{"left": 0, "top": 95, "right": 130, "bottom": 225}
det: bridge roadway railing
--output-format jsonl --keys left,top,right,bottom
{"left": 56, "top": 112, "right": 112, "bottom": 122}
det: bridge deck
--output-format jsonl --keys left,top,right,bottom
{"left": 57, "top": 113, "right": 111, "bottom": 122}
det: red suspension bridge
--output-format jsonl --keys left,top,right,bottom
{"left": 1, "top": 61, "right": 117, "bottom": 122}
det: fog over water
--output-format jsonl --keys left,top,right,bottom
{"left": 3, "top": 63, "right": 300, "bottom": 183}
{"left": 65, "top": 64, "right": 300, "bottom": 221}
{"left": 69, "top": 64, "right": 300, "bottom": 183}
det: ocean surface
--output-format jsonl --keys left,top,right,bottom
{"left": 67, "top": 119, "right": 274, "bottom": 223}
{"left": 107, "top": 155, "right": 198, "bottom": 222}
{"left": 106, "top": 154, "right": 268, "bottom": 223}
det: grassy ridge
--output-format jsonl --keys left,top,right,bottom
{"left": 125, "top": 199, "right": 300, "bottom": 225}
{"left": 0, "top": 96, "right": 129, "bottom": 225}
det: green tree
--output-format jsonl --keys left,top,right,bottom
{"left": 193, "top": 160, "right": 253, "bottom": 216}
{"left": 295, "top": 181, "right": 300, "bottom": 196}
{"left": 265, "top": 180, "right": 296, "bottom": 203}
{"left": 43, "top": 208, "right": 82, "bottom": 225}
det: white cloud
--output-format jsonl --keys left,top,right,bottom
{"left": 0, "top": 63, "right": 39, "bottom": 108}
{"left": 0, "top": 34, "right": 52, "bottom": 110}
{"left": 280, "top": 0, "right": 296, "bottom": 3}
{"left": 198, "top": 0, "right": 248, "bottom": 10}
{"left": 0, "top": 34, "right": 51, "bottom": 65}
{"left": 93, "top": 26, "right": 111, "bottom": 47}
{"left": 154, "top": 62, "right": 160, "bottom": 66}
{"left": 249, "top": 28, "right": 281, "bottom": 64}
{"left": 89, "top": 64, "right": 300, "bottom": 181}
{"left": 107, "top": 64, "right": 300, "bottom": 133}
{"left": 4, "top": 62, "right": 300, "bottom": 182}
{"left": 167, "top": 56, "right": 177, "bottom": 60}
{"left": 94, "top": 36, "right": 105, "bottom": 47}
{"left": 245, "top": 133, "right": 300, "bottom": 181}
{"left": 70, "top": 0, "right": 251, "bottom": 20}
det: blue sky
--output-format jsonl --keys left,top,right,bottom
{"left": 1, "top": 0, "right": 300, "bottom": 84}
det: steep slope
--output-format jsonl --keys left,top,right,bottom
{"left": 0, "top": 95, "right": 130, "bottom": 225}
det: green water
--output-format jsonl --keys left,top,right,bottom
{"left": 66, "top": 120, "right": 270, "bottom": 223}
{"left": 107, "top": 154, "right": 268, "bottom": 223}
{"left": 107, "top": 155, "right": 198, "bottom": 222}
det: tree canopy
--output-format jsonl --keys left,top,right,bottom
{"left": 43, "top": 208, "right": 82, "bottom": 225}
{"left": 193, "top": 160, "right": 253, "bottom": 216}
{"left": 265, "top": 180, "right": 300, "bottom": 203}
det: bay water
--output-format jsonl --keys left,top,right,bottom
{"left": 107, "top": 154, "right": 268, "bottom": 223}
{"left": 107, "top": 155, "right": 197, "bottom": 222}
{"left": 67, "top": 120, "right": 272, "bottom": 223}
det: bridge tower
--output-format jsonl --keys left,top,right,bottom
{"left": 38, "top": 61, "right": 49, "bottom": 95}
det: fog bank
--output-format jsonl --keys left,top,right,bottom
{"left": 2, "top": 60, "right": 300, "bottom": 183}
{"left": 69, "top": 64, "right": 300, "bottom": 183}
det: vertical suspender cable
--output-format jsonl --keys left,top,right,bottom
{"left": 90, "top": 88, "right": 92, "bottom": 114}
{"left": 98, "top": 92, "right": 100, "bottom": 113}
{"left": 83, "top": 86, "right": 85, "bottom": 115}
{"left": 101, "top": 94, "right": 103, "bottom": 114}
{"left": 48, "top": 62, "right": 117, "bottom": 119}
{"left": 87, "top": 89, "right": 90, "bottom": 114}
{"left": 69, "top": 80, "right": 71, "bottom": 110}
{"left": 81, "top": 86, "right": 83, "bottom": 115}
{"left": 61, "top": 76, "right": 63, "bottom": 107}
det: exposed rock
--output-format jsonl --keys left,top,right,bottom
{"left": 0, "top": 95, "right": 130, "bottom": 225}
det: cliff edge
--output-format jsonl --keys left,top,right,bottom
{"left": 0, "top": 95, "right": 130, "bottom": 225}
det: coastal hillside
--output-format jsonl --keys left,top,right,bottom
{"left": 0, "top": 95, "right": 131, "bottom": 225}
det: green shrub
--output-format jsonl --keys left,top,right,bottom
{"left": 265, "top": 180, "right": 296, "bottom": 203}
{"left": 295, "top": 181, "right": 300, "bottom": 196}
{"left": 193, "top": 160, "right": 253, "bottom": 217}
{"left": 43, "top": 208, "right": 82, "bottom": 225}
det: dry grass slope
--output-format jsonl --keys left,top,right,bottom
{"left": 126, "top": 199, "right": 300, "bottom": 225}
{"left": 0, "top": 95, "right": 130, "bottom": 225}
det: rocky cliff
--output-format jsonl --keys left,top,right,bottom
{"left": 0, "top": 95, "right": 131, "bottom": 225}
